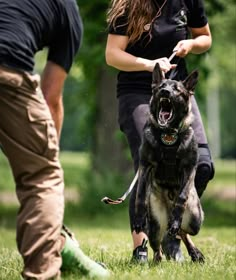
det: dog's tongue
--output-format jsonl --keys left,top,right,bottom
{"left": 159, "top": 109, "right": 172, "bottom": 126}
{"left": 161, "top": 112, "right": 170, "bottom": 120}
{"left": 160, "top": 111, "right": 171, "bottom": 122}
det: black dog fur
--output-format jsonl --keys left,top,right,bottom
{"left": 134, "top": 63, "right": 205, "bottom": 263}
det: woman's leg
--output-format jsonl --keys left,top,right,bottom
{"left": 191, "top": 97, "right": 215, "bottom": 197}
{"left": 118, "top": 96, "right": 149, "bottom": 261}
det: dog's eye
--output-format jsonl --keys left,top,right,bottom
{"left": 173, "top": 85, "right": 181, "bottom": 95}
{"left": 174, "top": 83, "right": 186, "bottom": 95}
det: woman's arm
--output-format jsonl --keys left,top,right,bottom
{"left": 105, "top": 34, "right": 175, "bottom": 73}
{"left": 174, "top": 24, "right": 212, "bottom": 57}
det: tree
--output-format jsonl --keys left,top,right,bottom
{"left": 77, "top": 1, "right": 132, "bottom": 173}
{"left": 207, "top": 0, "right": 236, "bottom": 158}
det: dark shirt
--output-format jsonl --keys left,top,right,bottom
{"left": 0, "top": 0, "right": 83, "bottom": 73}
{"left": 108, "top": 0, "right": 208, "bottom": 97}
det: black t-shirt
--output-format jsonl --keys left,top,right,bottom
{"left": 0, "top": 0, "right": 83, "bottom": 73}
{"left": 108, "top": 0, "right": 208, "bottom": 96}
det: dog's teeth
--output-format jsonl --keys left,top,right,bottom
{"left": 160, "top": 98, "right": 171, "bottom": 103}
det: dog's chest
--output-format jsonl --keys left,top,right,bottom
{"left": 153, "top": 144, "right": 180, "bottom": 186}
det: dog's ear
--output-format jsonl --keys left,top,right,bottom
{"left": 183, "top": 70, "right": 199, "bottom": 94}
{"left": 152, "top": 63, "right": 163, "bottom": 89}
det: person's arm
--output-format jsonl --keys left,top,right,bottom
{"left": 174, "top": 24, "right": 212, "bottom": 57}
{"left": 41, "top": 61, "right": 67, "bottom": 138}
{"left": 105, "top": 34, "right": 175, "bottom": 73}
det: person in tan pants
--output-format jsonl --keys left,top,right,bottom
{"left": 0, "top": 0, "right": 109, "bottom": 279}
{"left": 0, "top": 65, "right": 65, "bottom": 279}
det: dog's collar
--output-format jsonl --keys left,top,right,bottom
{"left": 161, "top": 133, "right": 178, "bottom": 145}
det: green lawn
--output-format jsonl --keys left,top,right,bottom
{"left": 0, "top": 152, "right": 235, "bottom": 279}
{"left": 0, "top": 220, "right": 235, "bottom": 280}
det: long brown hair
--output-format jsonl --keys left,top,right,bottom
{"left": 107, "top": 0, "right": 156, "bottom": 44}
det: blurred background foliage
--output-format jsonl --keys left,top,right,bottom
{"left": 0, "top": 0, "right": 235, "bottom": 231}
{"left": 35, "top": 0, "right": 236, "bottom": 175}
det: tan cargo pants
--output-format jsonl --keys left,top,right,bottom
{"left": 0, "top": 65, "right": 64, "bottom": 279}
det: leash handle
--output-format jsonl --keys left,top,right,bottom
{"left": 168, "top": 50, "right": 177, "bottom": 62}
{"left": 168, "top": 50, "right": 179, "bottom": 79}
{"left": 101, "top": 171, "right": 139, "bottom": 205}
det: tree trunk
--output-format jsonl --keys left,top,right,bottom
{"left": 92, "top": 67, "right": 131, "bottom": 174}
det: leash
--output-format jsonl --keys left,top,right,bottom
{"left": 168, "top": 50, "right": 177, "bottom": 62}
{"left": 101, "top": 170, "right": 139, "bottom": 205}
{"left": 168, "top": 50, "right": 178, "bottom": 79}
{"left": 101, "top": 51, "right": 177, "bottom": 206}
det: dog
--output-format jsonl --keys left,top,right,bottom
{"left": 134, "top": 63, "right": 205, "bottom": 263}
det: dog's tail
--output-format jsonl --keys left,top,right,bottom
{"left": 101, "top": 171, "right": 139, "bottom": 205}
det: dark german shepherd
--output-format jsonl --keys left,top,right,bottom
{"left": 134, "top": 63, "right": 205, "bottom": 263}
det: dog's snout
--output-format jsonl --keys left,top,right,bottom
{"left": 160, "top": 88, "right": 171, "bottom": 97}
{"left": 160, "top": 83, "right": 173, "bottom": 97}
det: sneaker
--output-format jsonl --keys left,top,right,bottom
{"left": 60, "top": 226, "right": 110, "bottom": 278}
{"left": 131, "top": 239, "right": 148, "bottom": 264}
{"left": 162, "top": 234, "right": 184, "bottom": 262}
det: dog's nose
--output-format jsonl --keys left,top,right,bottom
{"left": 160, "top": 88, "right": 171, "bottom": 97}
{"left": 160, "top": 83, "right": 173, "bottom": 96}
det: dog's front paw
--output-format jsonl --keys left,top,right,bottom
{"left": 168, "top": 220, "right": 181, "bottom": 237}
{"left": 134, "top": 216, "right": 146, "bottom": 233}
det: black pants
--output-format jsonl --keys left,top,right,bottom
{"left": 118, "top": 94, "right": 215, "bottom": 232}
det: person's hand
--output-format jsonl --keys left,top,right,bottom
{"left": 173, "top": 39, "right": 195, "bottom": 57}
{"left": 146, "top": 57, "right": 176, "bottom": 74}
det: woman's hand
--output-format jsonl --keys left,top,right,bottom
{"left": 153, "top": 57, "right": 176, "bottom": 73}
{"left": 173, "top": 24, "right": 212, "bottom": 56}
{"left": 173, "top": 39, "right": 195, "bottom": 57}
{"left": 143, "top": 57, "right": 176, "bottom": 73}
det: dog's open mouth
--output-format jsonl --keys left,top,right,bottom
{"left": 158, "top": 98, "right": 173, "bottom": 126}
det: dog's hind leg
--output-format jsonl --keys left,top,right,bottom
{"left": 180, "top": 231, "right": 205, "bottom": 263}
{"left": 181, "top": 185, "right": 204, "bottom": 236}
{"left": 180, "top": 186, "right": 205, "bottom": 262}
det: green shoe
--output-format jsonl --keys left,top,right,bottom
{"left": 61, "top": 226, "right": 110, "bottom": 279}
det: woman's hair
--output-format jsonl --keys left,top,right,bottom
{"left": 107, "top": 0, "right": 156, "bottom": 44}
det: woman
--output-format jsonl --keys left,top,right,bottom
{"left": 105, "top": 0, "right": 215, "bottom": 263}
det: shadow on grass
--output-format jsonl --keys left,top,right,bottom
{"left": 0, "top": 197, "right": 235, "bottom": 230}
{"left": 63, "top": 202, "right": 130, "bottom": 230}
{"left": 201, "top": 198, "right": 236, "bottom": 227}
{"left": 64, "top": 196, "right": 236, "bottom": 229}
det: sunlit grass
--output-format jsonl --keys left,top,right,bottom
{"left": 0, "top": 226, "right": 235, "bottom": 280}
{"left": 0, "top": 152, "right": 235, "bottom": 279}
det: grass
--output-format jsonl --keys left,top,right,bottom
{"left": 0, "top": 152, "right": 235, "bottom": 279}
{"left": 0, "top": 221, "right": 235, "bottom": 280}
